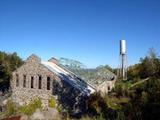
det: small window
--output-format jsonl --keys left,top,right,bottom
{"left": 16, "top": 74, "right": 19, "bottom": 87}
{"left": 23, "top": 75, "right": 26, "bottom": 87}
{"left": 108, "top": 86, "right": 111, "bottom": 91}
{"left": 47, "top": 77, "right": 50, "bottom": 90}
{"left": 38, "top": 76, "right": 42, "bottom": 89}
{"left": 31, "top": 76, "right": 34, "bottom": 88}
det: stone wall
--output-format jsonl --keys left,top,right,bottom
{"left": 96, "top": 80, "right": 116, "bottom": 94}
{"left": 11, "top": 54, "right": 88, "bottom": 114}
{"left": 11, "top": 54, "right": 60, "bottom": 107}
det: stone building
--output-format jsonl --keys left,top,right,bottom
{"left": 10, "top": 54, "right": 116, "bottom": 113}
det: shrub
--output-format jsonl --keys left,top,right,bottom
{"left": 6, "top": 100, "right": 16, "bottom": 116}
{"left": 57, "top": 104, "right": 62, "bottom": 113}
{"left": 115, "top": 82, "right": 129, "bottom": 97}
{"left": 20, "top": 97, "right": 42, "bottom": 116}
{"left": 49, "top": 96, "right": 56, "bottom": 108}
{"left": 20, "top": 104, "right": 35, "bottom": 116}
{"left": 32, "top": 97, "right": 42, "bottom": 109}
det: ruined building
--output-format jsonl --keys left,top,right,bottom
{"left": 11, "top": 54, "right": 116, "bottom": 113}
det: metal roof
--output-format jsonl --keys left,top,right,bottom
{"left": 41, "top": 61, "right": 95, "bottom": 96}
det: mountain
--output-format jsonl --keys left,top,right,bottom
{"left": 58, "top": 58, "right": 116, "bottom": 86}
{"left": 58, "top": 58, "right": 87, "bottom": 69}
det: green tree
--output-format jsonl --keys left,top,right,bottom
{"left": 139, "top": 48, "right": 159, "bottom": 78}
{"left": 127, "top": 48, "right": 160, "bottom": 80}
{"left": 0, "top": 51, "right": 23, "bottom": 92}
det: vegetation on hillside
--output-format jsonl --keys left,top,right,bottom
{"left": 84, "top": 48, "right": 160, "bottom": 120}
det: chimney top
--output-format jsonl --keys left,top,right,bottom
{"left": 26, "top": 54, "right": 41, "bottom": 63}
{"left": 48, "top": 57, "right": 58, "bottom": 64}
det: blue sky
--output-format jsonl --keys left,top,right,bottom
{"left": 0, "top": 0, "right": 160, "bottom": 68}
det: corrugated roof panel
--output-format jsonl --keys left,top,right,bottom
{"left": 41, "top": 61, "right": 95, "bottom": 95}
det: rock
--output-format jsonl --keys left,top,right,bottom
{"left": 30, "top": 109, "right": 45, "bottom": 120}
{"left": 44, "top": 108, "right": 60, "bottom": 120}
{"left": 1, "top": 99, "right": 8, "bottom": 107}
{"left": 20, "top": 115, "right": 28, "bottom": 120}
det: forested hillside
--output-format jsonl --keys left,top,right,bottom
{"left": 0, "top": 52, "right": 23, "bottom": 92}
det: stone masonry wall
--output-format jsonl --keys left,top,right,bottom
{"left": 11, "top": 55, "right": 61, "bottom": 107}
{"left": 96, "top": 80, "right": 116, "bottom": 94}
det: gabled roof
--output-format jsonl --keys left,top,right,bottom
{"left": 41, "top": 61, "right": 95, "bottom": 96}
